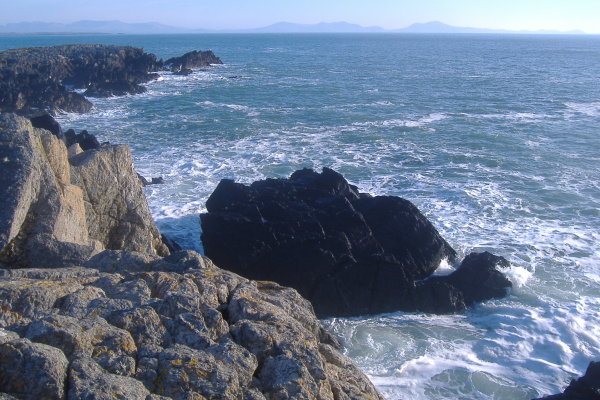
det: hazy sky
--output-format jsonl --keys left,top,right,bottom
{"left": 1, "top": 0, "right": 599, "bottom": 33}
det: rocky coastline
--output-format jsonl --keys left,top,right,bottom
{"left": 0, "top": 113, "right": 384, "bottom": 399}
{"left": 0, "top": 44, "right": 222, "bottom": 115}
{"left": 0, "top": 44, "right": 595, "bottom": 400}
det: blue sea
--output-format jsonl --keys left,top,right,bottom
{"left": 2, "top": 33, "right": 599, "bottom": 399}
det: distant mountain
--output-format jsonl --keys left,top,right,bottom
{"left": 0, "top": 20, "right": 587, "bottom": 35}
{"left": 396, "top": 21, "right": 585, "bottom": 35}
{"left": 247, "top": 21, "right": 385, "bottom": 33}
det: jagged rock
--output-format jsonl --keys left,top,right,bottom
{"left": 0, "top": 338, "right": 69, "bottom": 400}
{"left": 535, "top": 361, "right": 600, "bottom": 399}
{"left": 164, "top": 50, "right": 222, "bottom": 71}
{"left": 0, "top": 113, "right": 94, "bottom": 268}
{"left": 69, "top": 142, "right": 169, "bottom": 257}
{"left": 0, "top": 250, "right": 385, "bottom": 400}
{"left": 0, "top": 114, "right": 168, "bottom": 267}
{"left": 201, "top": 168, "right": 510, "bottom": 317}
{"left": 151, "top": 176, "right": 165, "bottom": 184}
{"left": 0, "top": 45, "right": 221, "bottom": 115}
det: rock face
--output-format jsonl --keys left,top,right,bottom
{"left": 164, "top": 50, "right": 222, "bottom": 72}
{"left": 0, "top": 45, "right": 220, "bottom": 115}
{"left": 0, "top": 113, "right": 168, "bottom": 268}
{"left": 535, "top": 362, "right": 600, "bottom": 399}
{"left": 0, "top": 251, "right": 384, "bottom": 400}
{"left": 201, "top": 168, "right": 512, "bottom": 317}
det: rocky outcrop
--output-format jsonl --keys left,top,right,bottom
{"left": 0, "top": 113, "right": 384, "bottom": 399}
{"left": 70, "top": 142, "right": 169, "bottom": 256}
{"left": 534, "top": 362, "right": 600, "bottom": 399}
{"left": 200, "top": 168, "right": 512, "bottom": 318}
{"left": 0, "top": 45, "right": 220, "bottom": 115}
{"left": 0, "top": 113, "right": 168, "bottom": 268}
{"left": 164, "top": 50, "right": 222, "bottom": 72}
{"left": 0, "top": 251, "right": 384, "bottom": 399}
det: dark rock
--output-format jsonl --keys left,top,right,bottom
{"left": 84, "top": 81, "right": 148, "bottom": 97}
{"left": 161, "top": 234, "right": 182, "bottom": 253}
{"left": 64, "top": 129, "right": 100, "bottom": 151}
{"left": 0, "top": 44, "right": 159, "bottom": 114}
{"left": 29, "top": 113, "right": 64, "bottom": 142}
{"left": 172, "top": 68, "right": 193, "bottom": 76}
{"left": 137, "top": 172, "right": 149, "bottom": 187}
{"left": 535, "top": 361, "right": 600, "bottom": 399}
{"left": 0, "top": 45, "right": 221, "bottom": 115}
{"left": 200, "top": 167, "right": 506, "bottom": 318}
{"left": 151, "top": 176, "right": 165, "bottom": 185}
{"left": 164, "top": 50, "right": 223, "bottom": 70}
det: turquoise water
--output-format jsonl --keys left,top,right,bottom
{"left": 2, "top": 33, "right": 600, "bottom": 399}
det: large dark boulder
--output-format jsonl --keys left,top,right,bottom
{"left": 200, "top": 168, "right": 512, "bottom": 318}
{"left": 535, "top": 361, "right": 600, "bottom": 399}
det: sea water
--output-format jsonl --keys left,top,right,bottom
{"left": 2, "top": 33, "right": 599, "bottom": 399}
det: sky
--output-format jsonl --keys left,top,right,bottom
{"left": 1, "top": 0, "right": 599, "bottom": 33}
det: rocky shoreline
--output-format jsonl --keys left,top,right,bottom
{"left": 0, "top": 113, "right": 384, "bottom": 399}
{"left": 0, "top": 44, "right": 222, "bottom": 115}
{"left": 0, "top": 44, "right": 596, "bottom": 399}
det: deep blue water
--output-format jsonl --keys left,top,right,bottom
{"left": 2, "top": 33, "right": 600, "bottom": 399}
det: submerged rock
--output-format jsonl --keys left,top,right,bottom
{"left": 201, "top": 167, "right": 512, "bottom": 317}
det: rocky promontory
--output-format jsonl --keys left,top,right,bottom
{"left": 0, "top": 45, "right": 222, "bottom": 115}
{"left": 0, "top": 113, "right": 384, "bottom": 399}
{"left": 201, "top": 168, "right": 512, "bottom": 318}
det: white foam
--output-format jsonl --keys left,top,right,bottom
{"left": 564, "top": 101, "right": 600, "bottom": 117}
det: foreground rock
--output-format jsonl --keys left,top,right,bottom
{"left": 0, "top": 113, "right": 168, "bottom": 269}
{"left": 0, "top": 252, "right": 384, "bottom": 399}
{"left": 0, "top": 114, "right": 384, "bottom": 399}
{"left": 535, "top": 362, "right": 600, "bottom": 399}
{"left": 0, "top": 45, "right": 220, "bottom": 115}
{"left": 201, "top": 168, "right": 512, "bottom": 317}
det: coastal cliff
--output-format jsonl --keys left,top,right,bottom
{"left": 0, "top": 113, "right": 384, "bottom": 399}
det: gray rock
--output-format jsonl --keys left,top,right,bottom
{"left": 70, "top": 145, "right": 169, "bottom": 257}
{"left": 0, "top": 113, "right": 95, "bottom": 268}
{"left": 0, "top": 260, "right": 384, "bottom": 399}
{"left": 0, "top": 338, "right": 68, "bottom": 400}
{"left": 68, "top": 357, "right": 150, "bottom": 400}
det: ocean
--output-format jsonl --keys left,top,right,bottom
{"left": 1, "top": 33, "right": 599, "bottom": 399}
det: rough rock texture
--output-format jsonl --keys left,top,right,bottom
{"left": 0, "top": 113, "right": 168, "bottom": 268}
{"left": 0, "top": 45, "right": 220, "bottom": 115}
{"left": 535, "top": 362, "right": 600, "bottom": 399}
{"left": 164, "top": 50, "right": 222, "bottom": 72}
{"left": 201, "top": 167, "right": 512, "bottom": 317}
{"left": 0, "top": 250, "right": 385, "bottom": 400}
{"left": 70, "top": 142, "right": 169, "bottom": 256}
{"left": 0, "top": 44, "right": 160, "bottom": 114}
